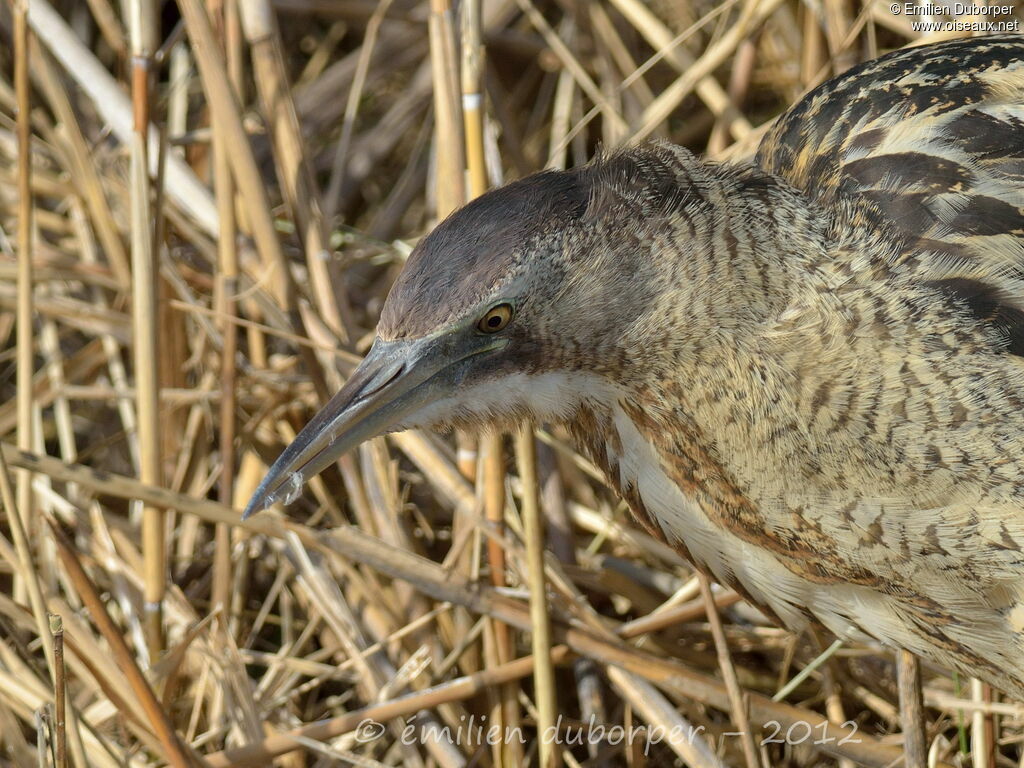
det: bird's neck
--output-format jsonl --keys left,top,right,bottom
{"left": 608, "top": 165, "right": 905, "bottom": 503}
{"left": 614, "top": 164, "right": 830, "bottom": 372}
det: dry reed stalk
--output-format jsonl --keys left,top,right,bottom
{"left": 127, "top": 0, "right": 165, "bottom": 658}
{"left": 632, "top": 0, "right": 786, "bottom": 143}
{"left": 48, "top": 613, "right": 66, "bottom": 768}
{"left": 239, "top": 0, "right": 355, "bottom": 345}
{"left": 390, "top": 430, "right": 476, "bottom": 514}
{"left": 607, "top": 0, "right": 751, "bottom": 141}
{"left": 898, "top": 649, "right": 928, "bottom": 768}
{"left": 822, "top": 0, "right": 855, "bottom": 73}
{"left": 698, "top": 572, "right": 760, "bottom": 768}
{"left": 461, "top": 0, "right": 487, "bottom": 200}
{"left": 619, "top": 589, "right": 741, "bottom": 637}
{"left": 46, "top": 520, "right": 196, "bottom": 768}
{"left": 27, "top": 50, "right": 132, "bottom": 322}
{"left": 588, "top": 3, "right": 657, "bottom": 112}
{"left": 517, "top": 0, "right": 627, "bottom": 136}
{"left": 817, "top": 635, "right": 856, "bottom": 768}
{"left": 176, "top": 0, "right": 278, "bottom": 292}
{"left": 211, "top": 0, "right": 241, "bottom": 622}
{"left": 48, "top": 622, "right": 171, "bottom": 758}
{"left": 284, "top": 530, "right": 465, "bottom": 768}
{"left": 461, "top": 2, "right": 523, "bottom": 760}
{"left": 530, "top": 511, "right": 729, "bottom": 767}
{"left": 970, "top": 677, "right": 993, "bottom": 768}
{"left": 205, "top": 646, "right": 574, "bottom": 767}
{"left": 926, "top": 690, "right": 1024, "bottom": 717}
{"left": 0, "top": 443, "right": 55, "bottom": 680}
{"left": 605, "top": 666, "right": 726, "bottom": 768}
{"left": 14, "top": 0, "right": 34, "bottom": 545}
{"left": 168, "top": 299, "right": 362, "bottom": 365}
{"left": 427, "top": 12, "right": 480, "bottom": 693}
{"left": 348, "top": 456, "right": 475, "bottom": 768}
{"left": 167, "top": 42, "right": 190, "bottom": 153}
{"left": 481, "top": 430, "right": 517, "bottom": 757}
{"left": 516, "top": 422, "right": 557, "bottom": 768}
{"left": 322, "top": 0, "right": 394, "bottom": 226}
{"left": 82, "top": 0, "right": 126, "bottom": 56}
{"left": 39, "top": 318, "right": 76, "bottom": 506}
{"left": 800, "top": 2, "right": 826, "bottom": 88}
{"left": 428, "top": 0, "right": 465, "bottom": 216}
{"left": 27, "top": 0, "right": 218, "bottom": 234}
{"left": 546, "top": 18, "right": 576, "bottom": 170}
{"left": 177, "top": 0, "right": 334, "bottom": 415}
{"left": 707, "top": 36, "right": 756, "bottom": 155}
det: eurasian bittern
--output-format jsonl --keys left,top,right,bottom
{"left": 247, "top": 35, "right": 1024, "bottom": 698}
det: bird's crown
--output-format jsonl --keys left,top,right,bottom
{"left": 378, "top": 142, "right": 710, "bottom": 342}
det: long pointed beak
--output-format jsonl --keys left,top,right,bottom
{"left": 242, "top": 333, "right": 500, "bottom": 519}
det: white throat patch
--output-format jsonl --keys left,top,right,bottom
{"left": 406, "top": 371, "right": 620, "bottom": 430}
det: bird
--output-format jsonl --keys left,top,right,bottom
{"left": 246, "top": 34, "right": 1024, "bottom": 699}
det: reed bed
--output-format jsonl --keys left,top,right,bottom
{"left": 0, "top": 1, "right": 1021, "bottom": 765}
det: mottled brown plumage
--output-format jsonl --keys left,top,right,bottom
{"left": 247, "top": 35, "right": 1024, "bottom": 698}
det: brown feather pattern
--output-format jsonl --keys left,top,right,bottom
{"left": 376, "top": 35, "right": 1024, "bottom": 698}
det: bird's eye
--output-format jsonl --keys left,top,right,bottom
{"left": 477, "top": 303, "right": 513, "bottom": 333}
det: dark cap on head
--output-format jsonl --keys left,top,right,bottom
{"left": 378, "top": 167, "right": 590, "bottom": 340}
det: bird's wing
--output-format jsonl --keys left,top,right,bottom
{"left": 757, "top": 36, "right": 1024, "bottom": 295}
{"left": 735, "top": 39, "right": 1024, "bottom": 691}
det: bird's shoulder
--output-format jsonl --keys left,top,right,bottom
{"left": 758, "top": 35, "right": 1024, "bottom": 357}
{"left": 759, "top": 35, "right": 1024, "bottom": 256}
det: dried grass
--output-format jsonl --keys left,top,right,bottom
{"left": 0, "top": 1, "right": 1021, "bottom": 766}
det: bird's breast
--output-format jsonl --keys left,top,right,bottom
{"left": 578, "top": 395, "right": 1024, "bottom": 691}
{"left": 576, "top": 398, "right": 834, "bottom": 631}
{"left": 582, "top": 399, "right": 945, "bottom": 629}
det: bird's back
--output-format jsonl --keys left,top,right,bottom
{"left": 758, "top": 34, "right": 1024, "bottom": 283}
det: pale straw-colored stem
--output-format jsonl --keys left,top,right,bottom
{"left": 211, "top": 0, "right": 241, "bottom": 623}
{"left": 239, "top": 0, "right": 355, "bottom": 344}
{"left": 970, "top": 678, "right": 993, "bottom": 768}
{"left": 428, "top": 0, "right": 466, "bottom": 217}
{"left": 0, "top": 443, "right": 56, "bottom": 681}
{"left": 48, "top": 521, "right": 194, "bottom": 768}
{"left": 698, "top": 573, "right": 761, "bottom": 768}
{"left": 516, "top": 423, "right": 558, "bottom": 768}
{"left": 49, "top": 613, "right": 66, "bottom": 768}
{"left": 27, "top": 0, "right": 218, "bottom": 235}
{"left": 14, "top": 0, "right": 35, "bottom": 551}
{"left": 128, "top": 0, "right": 164, "bottom": 659}
{"left": 897, "top": 649, "right": 927, "bottom": 768}
{"left": 462, "top": 0, "right": 521, "bottom": 759}
{"left": 632, "top": 0, "right": 784, "bottom": 144}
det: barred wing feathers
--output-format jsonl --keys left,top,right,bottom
{"left": 758, "top": 35, "right": 1024, "bottom": 355}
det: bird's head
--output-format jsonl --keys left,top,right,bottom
{"left": 244, "top": 144, "right": 704, "bottom": 517}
